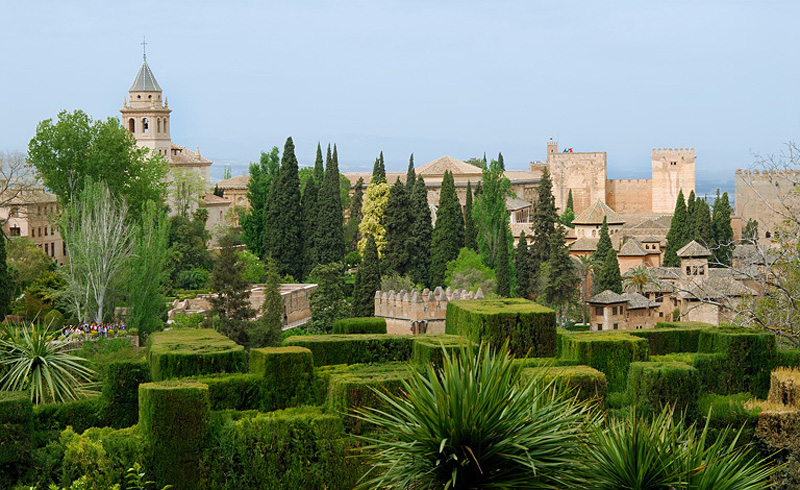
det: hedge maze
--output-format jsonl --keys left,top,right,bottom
{"left": 7, "top": 299, "right": 800, "bottom": 489}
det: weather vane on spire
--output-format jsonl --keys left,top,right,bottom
{"left": 141, "top": 36, "right": 148, "bottom": 61}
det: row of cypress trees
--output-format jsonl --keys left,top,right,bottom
{"left": 664, "top": 189, "right": 734, "bottom": 267}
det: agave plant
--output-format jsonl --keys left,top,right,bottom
{"left": 0, "top": 321, "right": 96, "bottom": 404}
{"left": 354, "top": 342, "right": 595, "bottom": 490}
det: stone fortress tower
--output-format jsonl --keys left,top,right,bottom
{"left": 534, "top": 141, "right": 695, "bottom": 216}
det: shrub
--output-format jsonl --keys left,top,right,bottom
{"left": 629, "top": 327, "right": 703, "bottom": 355}
{"left": 652, "top": 352, "right": 728, "bottom": 394}
{"left": 654, "top": 321, "right": 714, "bottom": 329}
{"left": 445, "top": 299, "right": 556, "bottom": 357}
{"left": 769, "top": 368, "right": 800, "bottom": 408}
{"left": 60, "top": 425, "right": 145, "bottom": 490}
{"left": 101, "top": 359, "right": 150, "bottom": 428}
{"left": 331, "top": 317, "right": 387, "bottom": 334}
{"left": 627, "top": 361, "right": 700, "bottom": 417}
{"left": 146, "top": 328, "right": 246, "bottom": 381}
{"left": 776, "top": 348, "right": 800, "bottom": 368}
{"left": 520, "top": 365, "right": 607, "bottom": 402}
{"left": 171, "top": 312, "right": 204, "bottom": 329}
{"left": 192, "top": 373, "right": 264, "bottom": 411}
{"left": 138, "top": 380, "right": 210, "bottom": 490}
{"left": 203, "top": 407, "right": 360, "bottom": 490}
{"left": 560, "top": 332, "right": 649, "bottom": 392}
{"left": 698, "top": 326, "right": 777, "bottom": 398}
{"left": 511, "top": 357, "right": 580, "bottom": 370}
{"left": 249, "top": 347, "right": 317, "bottom": 411}
{"left": 283, "top": 334, "right": 413, "bottom": 366}
{"left": 411, "top": 335, "right": 474, "bottom": 368}
{"left": 697, "top": 393, "right": 760, "bottom": 448}
{"left": 33, "top": 396, "right": 107, "bottom": 435}
{"left": 0, "top": 391, "right": 33, "bottom": 466}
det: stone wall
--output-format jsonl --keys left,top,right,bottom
{"left": 374, "top": 286, "right": 484, "bottom": 335}
{"left": 539, "top": 151, "right": 608, "bottom": 214}
{"left": 650, "top": 148, "right": 695, "bottom": 214}
{"left": 606, "top": 178, "right": 653, "bottom": 215}
{"left": 734, "top": 169, "right": 800, "bottom": 243}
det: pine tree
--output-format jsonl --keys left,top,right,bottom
{"left": 315, "top": 144, "right": 345, "bottom": 265}
{"left": 496, "top": 227, "right": 511, "bottom": 297}
{"left": 0, "top": 236, "right": 11, "bottom": 320}
{"left": 408, "top": 176, "right": 432, "bottom": 287}
{"left": 593, "top": 217, "right": 613, "bottom": 265}
{"left": 210, "top": 233, "right": 255, "bottom": 326}
{"left": 372, "top": 151, "right": 386, "bottom": 184}
{"left": 346, "top": 177, "right": 364, "bottom": 251}
{"left": 693, "top": 198, "right": 713, "bottom": 246}
{"left": 544, "top": 225, "right": 580, "bottom": 311}
{"left": 530, "top": 167, "right": 558, "bottom": 273}
{"left": 314, "top": 142, "right": 325, "bottom": 185}
{"left": 594, "top": 247, "right": 623, "bottom": 294}
{"left": 497, "top": 152, "right": 505, "bottom": 171}
{"left": 264, "top": 137, "right": 304, "bottom": 279}
{"left": 352, "top": 234, "right": 381, "bottom": 317}
{"left": 711, "top": 190, "right": 734, "bottom": 266}
{"left": 515, "top": 231, "right": 531, "bottom": 299}
{"left": 301, "top": 177, "right": 319, "bottom": 275}
{"left": 383, "top": 179, "right": 413, "bottom": 275}
{"left": 664, "top": 190, "right": 688, "bottom": 267}
{"left": 566, "top": 189, "right": 574, "bottom": 212}
{"left": 464, "top": 180, "right": 478, "bottom": 251}
{"left": 430, "top": 171, "right": 464, "bottom": 287}
{"left": 406, "top": 153, "right": 416, "bottom": 192}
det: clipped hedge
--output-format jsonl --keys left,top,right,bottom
{"left": 654, "top": 321, "right": 714, "bottom": 329}
{"left": 627, "top": 361, "right": 701, "bottom": 416}
{"left": 629, "top": 327, "right": 703, "bottom": 355}
{"left": 146, "top": 329, "right": 246, "bottom": 381}
{"left": 446, "top": 299, "right": 556, "bottom": 357}
{"left": 698, "top": 327, "right": 776, "bottom": 398}
{"left": 411, "top": 335, "right": 474, "bottom": 368}
{"left": 560, "top": 332, "right": 649, "bottom": 392}
{"left": 192, "top": 373, "right": 265, "bottom": 411}
{"left": 203, "top": 407, "right": 361, "bottom": 490}
{"left": 511, "top": 357, "right": 580, "bottom": 370}
{"left": 139, "top": 380, "right": 210, "bottom": 490}
{"left": 0, "top": 391, "right": 33, "bottom": 465}
{"left": 653, "top": 352, "right": 728, "bottom": 394}
{"left": 33, "top": 395, "right": 107, "bottom": 436}
{"left": 102, "top": 359, "right": 151, "bottom": 428}
{"left": 521, "top": 365, "right": 607, "bottom": 402}
{"left": 250, "top": 346, "right": 318, "bottom": 410}
{"left": 60, "top": 425, "right": 145, "bottom": 490}
{"left": 697, "top": 393, "right": 760, "bottom": 448}
{"left": 776, "top": 349, "right": 800, "bottom": 368}
{"left": 283, "top": 334, "right": 413, "bottom": 366}
{"left": 332, "top": 317, "right": 387, "bottom": 334}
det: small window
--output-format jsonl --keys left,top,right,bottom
{"left": 157, "top": 118, "right": 161, "bottom": 133}
{"left": 143, "top": 118, "right": 149, "bottom": 133}
{"left": 44, "top": 227, "right": 48, "bottom": 236}
{"left": 613, "top": 323, "right": 619, "bottom": 330}
{"left": 38, "top": 227, "right": 42, "bottom": 237}
{"left": 699, "top": 266, "right": 705, "bottom": 276}
{"left": 597, "top": 323, "right": 603, "bottom": 331}
{"left": 9, "top": 227, "right": 20, "bottom": 237}
{"left": 659, "top": 312, "right": 664, "bottom": 317}
{"left": 594, "top": 306, "right": 603, "bottom": 316}
{"left": 766, "top": 231, "right": 771, "bottom": 239}
{"left": 686, "top": 266, "right": 691, "bottom": 275}
{"left": 44, "top": 243, "right": 48, "bottom": 255}
{"left": 128, "top": 118, "right": 135, "bottom": 132}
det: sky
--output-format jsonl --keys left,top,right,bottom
{"left": 1, "top": 0, "right": 798, "bottom": 194}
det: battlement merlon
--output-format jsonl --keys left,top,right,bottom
{"left": 651, "top": 148, "right": 696, "bottom": 159}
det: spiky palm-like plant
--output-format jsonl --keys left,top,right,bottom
{"left": 0, "top": 322, "right": 96, "bottom": 404}
{"left": 355, "top": 343, "right": 594, "bottom": 490}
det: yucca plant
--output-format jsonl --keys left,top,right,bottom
{"left": 0, "top": 321, "right": 96, "bottom": 404}
{"left": 354, "top": 342, "right": 595, "bottom": 490}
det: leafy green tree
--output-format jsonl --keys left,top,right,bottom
{"left": 236, "top": 249, "right": 268, "bottom": 283}
{"left": 241, "top": 147, "right": 279, "bottom": 258}
{"left": 315, "top": 144, "right": 345, "bottom": 265}
{"left": 496, "top": 227, "right": 511, "bottom": 297}
{"left": 445, "top": 247, "right": 497, "bottom": 295}
{"left": 300, "top": 176, "right": 319, "bottom": 274}
{"left": 0, "top": 236, "right": 11, "bottom": 320}
{"left": 464, "top": 180, "right": 478, "bottom": 251}
{"left": 383, "top": 179, "right": 413, "bottom": 275}
{"left": 430, "top": 171, "right": 464, "bottom": 287}
{"left": 264, "top": 137, "right": 304, "bottom": 279}
{"left": 543, "top": 226, "right": 580, "bottom": 313}
{"left": 307, "top": 262, "right": 350, "bottom": 334}
{"left": 168, "top": 168, "right": 206, "bottom": 217}
{"left": 664, "top": 190, "right": 688, "bottom": 267}
{"left": 530, "top": 167, "right": 558, "bottom": 275}
{"left": 27, "top": 110, "right": 168, "bottom": 219}
{"left": 247, "top": 258, "right": 282, "bottom": 347}
{"left": 6, "top": 237, "right": 52, "bottom": 295}
{"left": 372, "top": 151, "right": 387, "bottom": 185}
{"left": 408, "top": 176, "right": 432, "bottom": 287}
{"left": 560, "top": 189, "right": 575, "bottom": 228}
{"left": 464, "top": 157, "right": 487, "bottom": 169}
{"left": 168, "top": 210, "right": 212, "bottom": 288}
{"left": 345, "top": 177, "right": 364, "bottom": 251}
{"left": 126, "top": 201, "right": 170, "bottom": 342}
{"left": 209, "top": 232, "right": 254, "bottom": 344}
{"left": 515, "top": 231, "right": 531, "bottom": 299}
{"left": 474, "top": 159, "right": 511, "bottom": 267}
{"left": 405, "top": 153, "right": 416, "bottom": 192}
{"left": 711, "top": 190, "right": 734, "bottom": 266}
{"left": 352, "top": 235, "right": 381, "bottom": 317}
{"left": 358, "top": 181, "right": 391, "bottom": 255}
{"left": 594, "top": 246, "right": 623, "bottom": 294}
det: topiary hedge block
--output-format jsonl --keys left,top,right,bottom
{"left": 756, "top": 409, "right": 800, "bottom": 452}
{"left": 202, "top": 407, "right": 361, "bottom": 490}
{"left": 250, "top": 346, "right": 316, "bottom": 411}
{"left": 521, "top": 365, "right": 607, "bottom": 402}
{"left": 139, "top": 380, "right": 211, "bottom": 490}
{"left": 768, "top": 368, "right": 800, "bottom": 408}
{"left": 627, "top": 361, "right": 700, "bottom": 416}
{"left": 776, "top": 349, "right": 800, "bottom": 368}
{"left": 560, "top": 332, "right": 649, "bottom": 392}
{"left": 33, "top": 395, "right": 107, "bottom": 436}
{"left": 654, "top": 321, "right": 714, "bottom": 329}
{"left": 445, "top": 299, "right": 556, "bottom": 357}
{"left": 146, "top": 328, "right": 247, "bottom": 381}
{"left": 192, "top": 373, "right": 265, "bottom": 411}
{"left": 411, "top": 335, "right": 474, "bottom": 368}
{"left": 698, "top": 326, "right": 777, "bottom": 398}
{"left": 102, "top": 359, "right": 151, "bottom": 428}
{"left": 629, "top": 327, "right": 703, "bottom": 355}
{"left": 512, "top": 357, "right": 580, "bottom": 370}
{"left": 283, "top": 334, "right": 414, "bottom": 366}
{"left": 0, "top": 391, "right": 33, "bottom": 465}
{"left": 332, "top": 317, "right": 387, "bottom": 334}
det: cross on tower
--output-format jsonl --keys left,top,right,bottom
{"left": 141, "top": 36, "right": 148, "bottom": 61}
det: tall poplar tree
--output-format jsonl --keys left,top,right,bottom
{"left": 408, "top": 176, "right": 432, "bottom": 286}
{"left": 383, "top": 179, "right": 413, "bottom": 275}
{"left": 464, "top": 180, "right": 478, "bottom": 251}
{"left": 264, "top": 137, "right": 304, "bottom": 279}
{"left": 372, "top": 151, "right": 387, "bottom": 184}
{"left": 515, "top": 231, "right": 531, "bottom": 299}
{"left": 711, "top": 190, "right": 734, "bottom": 266}
{"left": 474, "top": 159, "right": 511, "bottom": 267}
{"left": 301, "top": 177, "right": 319, "bottom": 275}
{"left": 496, "top": 227, "right": 511, "bottom": 297}
{"left": 352, "top": 234, "right": 381, "bottom": 317}
{"left": 346, "top": 177, "right": 365, "bottom": 251}
{"left": 315, "top": 144, "right": 345, "bottom": 265}
{"left": 0, "top": 236, "right": 11, "bottom": 320}
{"left": 664, "top": 190, "right": 688, "bottom": 268}
{"left": 530, "top": 167, "right": 558, "bottom": 273}
{"left": 430, "top": 171, "right": 464, "bottom": 287}
{"left": 241, "top": 147, "right": 279, "bottom": 258}
{"left": 406, "top": 153, "right": 416, "bottom": 192}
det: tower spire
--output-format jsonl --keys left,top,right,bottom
{"left": 141, "top": 36, "right": 148, "bottom": 61}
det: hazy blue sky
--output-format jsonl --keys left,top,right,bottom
{"left": 1, "top": 0, "right": 798, "bottom": 192}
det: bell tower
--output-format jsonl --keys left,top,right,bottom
{"left": 120, "top": 40, "right": 172, "bottom": 158}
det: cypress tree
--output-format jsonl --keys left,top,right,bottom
{"left": 352, "top": 234, "right": 381, "bottom": 317}
{"left": 566, "top": 189, "right": 574, "bottom": 212}
{"left": 406, "top": 153, "right": 416, "bottom": 192}
{"left": 372, "top": 151, "right": 386, "bottom": 184}
{"left": 593, "top": 217, "right": 612, "bottom": 264}
{"left": 530, "top": 166, "right": 558, "bottom": 272}
{"left": 496, "top": 227, "right": 510, "bottom": 297}
{"left": 515, "top": 231, "right": 531, "bottom": 299}
{"left": 210, "top": 233, "right": 255, "bottom": 327}
{"left": 346, "top": 177, "right": 365, "bottom": 251}
{"left": 693, "top": 198, "right": 713, "bottom": 246}
{"left": 464, "top": 180, "right": 478, "bottom": 251}
{"left": 301, "top": 177, "right": 319, "bottom": 275}
{"left": 383, "top": 179, "right": 413, "bottom": 275}
{"left": 686, "top": 190, "right": 697, "bottom": 236}
{"left": 0, "top": 236, "right": 10, "bottom": 320}
{"left": 248, "top": 258, "right": 283, "bottom": 347}
{"left": 497, "top": 152, "right": 505, "bottom": 171}
{"left": 544, "top": 225, "right": 580, "bottom": 312}
{"left": 430, "top": 171, "right": 464, "bottom": 287}
{"left": 315, "top": 143, "right": 345, "bottom": 265}
{"left": 594, "top": 247, "right": 623, "bottom": 294}
{"left": 711, "top": 190, "right": 734, "bottom": 266}
{"left": 314, "top": 142, "right": 324, "bottom": 185}
{"left": 482, "top": 152, "right": 487, "bottom": 167}
{"left": 408, "top": 176, "right": 432, "bottom": 287}
{"left": 664, "top": 190, "right": 688, "bottom": 267}
{"left": 264, "top": 137, "right": 304, "bottom": 279}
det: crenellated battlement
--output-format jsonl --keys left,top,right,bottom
{"left": 651, "top": 148, "right": 696, "bottom": 159}
{"left": 737, "top": 169, "right": 800, "bottom": 177}
{"left": 374, "top": 286, "right": 484, "bottom": 334}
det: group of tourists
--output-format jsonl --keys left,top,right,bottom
{"left": 60, "top": 322, "right": 128, "bottom": 338}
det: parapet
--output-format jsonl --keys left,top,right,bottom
{"left": 651, "top": 148, "right": 695, "bottom": 160}
{"left": 374, "top": 287, "right": 485, "bottom": 321}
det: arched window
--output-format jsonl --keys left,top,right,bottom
{"left": 157, "top": 118, "right": 161, "bottom": 133}
{"left": 143, "top": 118, "right": 149, "bottom": 133}
{"left": 592, "top": 229, "right": 597, "bottom": 237}
{"left": 128, "top": 118, "right": 135, "bottom": 133}
{"left": 766, "top": 231, "right": 771, "bottom": 239}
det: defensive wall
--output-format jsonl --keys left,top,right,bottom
{"left": 374, "top": 286, "right": 484, "bottom": 335}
